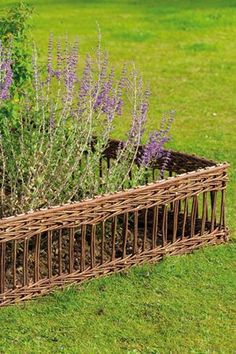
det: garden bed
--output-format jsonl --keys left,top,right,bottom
{"left": 0, "top": 140, "right": 229, "bottom": 306}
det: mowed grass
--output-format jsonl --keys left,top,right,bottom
{"left": 0, "top": 0, "right": 236, "bottom": 352}
{"left": 0, "top": 244, "right": 235, "bottom": 353}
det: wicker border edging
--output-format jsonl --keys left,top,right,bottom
{"left": 0, "top": 141, "right": 230, "bottom": 306}
{"left": 0, "top": 163, "right": 229, "bottom": 241}
{"left": 0, "top": 228, "right": 228, "bottom": 306}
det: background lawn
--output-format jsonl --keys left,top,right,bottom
{"left": 0, "top": 0, "right": 235, "bottom": 353}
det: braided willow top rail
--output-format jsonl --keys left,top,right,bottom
{"left": 0, "top": 161, "right": 229, "bottom": 242}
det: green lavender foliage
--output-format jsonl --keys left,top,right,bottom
{"left": 0, "top": 37, "right": 170, "bottom": 217}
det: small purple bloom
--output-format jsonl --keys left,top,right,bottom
{"left": 0, "top": 43, "right": 13, "bottom": 101}
{"left": 140, "top": 111, "right": 174, "bottom": 173}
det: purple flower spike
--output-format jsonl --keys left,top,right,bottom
{"left": 140, "top": 111, "right": 175, "bottom": 172}
{"left": 160, "top": 150, "right": 171, "bottom": 179}
{"left": 0, "top": 43, "right": 13, "bottom": 101}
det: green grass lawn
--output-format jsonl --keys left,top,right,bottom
{"left": 0, "top": 0, "right": 236, "bottom": 352}
{"left": 0, "top": 244, "right": 235, "bottom": 353}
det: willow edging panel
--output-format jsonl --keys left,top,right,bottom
{"left": 0, "top": 140, "right": 229, "bottom": 306}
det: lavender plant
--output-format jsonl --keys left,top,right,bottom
{"left": 0, "top": 35, "right": 173, "bottom": 218}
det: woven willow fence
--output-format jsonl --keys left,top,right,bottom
{"left": 0, "top": 140, "right": 229, "bottom": 306}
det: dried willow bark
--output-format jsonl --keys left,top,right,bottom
{"left": 122, "top": 213, "right": 129, "bottom": 257}
{"left": 34, "top": 234, "right": 41, "bottom": 282}
{"left": 80, "top": 225, "right": 86, "bottom": 271}
{"left": 111, "top": 217, "right": 117, "bottom": 261}
{"left": 142, "top": 209, "right": 148, "bottom": 251}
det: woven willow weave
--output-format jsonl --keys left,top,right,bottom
{"left": 0, "top": 140, "right": 229, "bottom": 306}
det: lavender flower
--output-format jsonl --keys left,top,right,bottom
{"left": 160, "top": 150, "right": 171, "bottom": 179}
{"left": 140, "top": 111, "right": 174, "bottom": 169}
{"left": 128, "top": 80, "right": 149, "bottom": 144}
{"left": 64, "top": 38, "right": 78, "bottom": 103}
{"left": 0, "top": 42, "right": 13, "bottom": 101}
{"left": 93, "top": 69, "right": 117, "bottom": 119}
{"left": 47, "top": 33, "right": 53, "bottom": 78}
{"left": 55, "top": 38, "right": 63, "bottom": 79}
{"left": 77, "top": 55, "right": 92, "bottom": 114}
